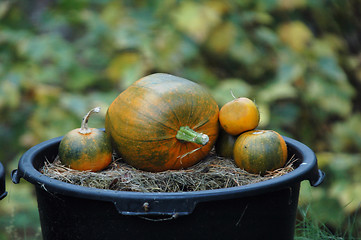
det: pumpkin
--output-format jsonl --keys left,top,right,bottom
{"left": 219, "top": 97, "right": 259, "bottom": 135}
{"left": 59, "top": 107, "right": 113, "bottom": 172}
{"left": 215, "top": 128, "right": 237, "bottom": 159}
{"left": 233, "top": 130, "right": 287, "bottom": 175}
{"left": 105, "top": 73, "right": 219, "bottom": 172}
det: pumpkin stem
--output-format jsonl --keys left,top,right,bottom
{"left": 79, "top": 107, "right": 101, "bottom": 134}
{"left": 230, "top": 89, "right": 237, "bottom": 99}
{"left": 176, "top": 126, "right": 209, "bottom": 145}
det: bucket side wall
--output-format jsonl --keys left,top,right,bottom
{"left": 35, "top": 183, "right": 300, "bottom": 240}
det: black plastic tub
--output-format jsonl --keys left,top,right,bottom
{"left": 12, "top": 135, "right": 324, "bottom": 240}
{"left": 0, "top": 162, "right": 7, "bottom": 200}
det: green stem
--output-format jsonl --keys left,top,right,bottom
{"left": 79, "top": 107, "right": 101, "bottom": 134}
{"left": 230, "top": 89, "right": 237, "bottom": 99}
{"left": 176, "top": 126, "right": 209, "bottom": 145}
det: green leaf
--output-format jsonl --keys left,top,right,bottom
{"left": 277, "top": 61, "right": 304, "bottom": 83}
{"left": 256, "top": 80, "right": 297, "bottom": 103}
{"left": 230, "top": 40, "right": 259, "bottom": 65}
{"left": 0, "top": 77, "right": 21, "bottom": 109}
{"left": 65, "top": 69, "right": 97, "bottom": 91}
{"left": 105, "top": 52, "right": 148, "bottom": 89}
{"left": 278, "top": 21, "right": 313, "bottom": 51}
{"left": 181, "top": 64, "right": 219, "bottom": 88}
{"left": 305, "top": 197, "right": 345, "bottom": 227}
{"left": 240, "top": 11, "right": 273, "bottom": 25}
{"left": 0, "top": 1, "right": 10, "bottom": 19}
{"left": 206, "top": 21, "right": 237, "bottom": 54}
{"left": 145, "top": 26, "right": 198, "bottom": 72}
{"left": 330, "top": 114, "right": 361, "bottom": 152}
{"left": 255, "top": 27, "right": 279, "bottom": 45}
{"left": 171, "top": 1, "right": 221, "bottom": 43}
{"left": 318, "top": 57, "right": 347, "bottom": 82}
{"left": 305, "top": 75, "right": 355, "bottom": 117}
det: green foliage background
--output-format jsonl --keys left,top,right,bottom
{"left": 0, "top": 0, "right": 360, "bottom": 239}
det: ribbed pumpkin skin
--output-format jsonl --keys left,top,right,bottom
{"left": 233, "top": 130, "right": 287, "bottom": 175}
{"left": 59, "top": 128, "right": 113, "bottom": 172}
{"left": 105, "top": 73, "right": 219, "bottom": 172}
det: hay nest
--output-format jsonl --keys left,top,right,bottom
{"left": 41, "top": 150, "right": 296, "bottom": 193}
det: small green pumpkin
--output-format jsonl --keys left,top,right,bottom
{"left": 233, "top": 130, "right": 288, "bottom": 175}
{"left": 215, "top": 129, "right": 237, "bottom": 159}
{"left": 59, "top": 107, "right": 112, "bottom": 172}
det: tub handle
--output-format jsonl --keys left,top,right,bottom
{"left": 11, "top": 169, "right": 21, "bottom": 184}
{"left": 309, "top": 169, "right": 325, "bottom": 187}
{"left": 0, "top": 163, "right": 7, "bottom": 200}
{"left": 0, "top": 192, "right": 7, "bottom": 200}
{"left": 113, "top": 197, "right": 197, "bottom": 217}
{"left": 303, "top": 156, "right": 325, "bottom": 187}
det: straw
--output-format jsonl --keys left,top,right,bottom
{"left": 41, "top": 150, "right": 295, "bottom": 193}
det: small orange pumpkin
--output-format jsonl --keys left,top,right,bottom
{"left": 233, "top": 130, "right": 288, "bottom": 175}
{"left": 219, "top": 97, "right": 259, "bottom": 135}
{"left": 59, "top": 107, "right": 112, "bottom": 172}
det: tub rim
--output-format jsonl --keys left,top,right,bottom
{"left": 12, "top": 135, "right": 324, "bottom": 216}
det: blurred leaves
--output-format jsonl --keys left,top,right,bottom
{"left": 172, "top": 1, "right": 221, "bottom": 43}
{"left": 0, "top": 0, "right": 360, "bottom": 238}
{"left": 0, "top": 180, "right": 41, "bottom": 240}
{"left": 211, "top": 78, "right": 252, "bottom": 106}
{"left": 300, "top": 152, "right": 361, "bottom": 225}
{"left": 0, "top": 79, "right": 21, "bottom": 109}
{"left": 330, "top": 113, "right": 361, "bottom": 152}
{"left": 279, "top": 21, "right": 313, "bottom": 52}
{"left": 106, "top": 52, "right": 147, "bottom": 88}
{"left": 206, "top": 21, "right": 237, "bottom": 55}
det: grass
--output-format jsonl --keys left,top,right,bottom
{"left": 295, "top": 206, "right": 360, "bottom": 240}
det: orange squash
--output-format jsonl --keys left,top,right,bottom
{"left": 59, "top": 107, "right": 112, "bottom": 172}
{"left": 233, "top": 130, "right": 288, "bottom": 175}
{"left": 105, "top": 73, "right": 219, "bottom": 172}
{"left": 219, "top": 97, "right": 259, "bottom": 135}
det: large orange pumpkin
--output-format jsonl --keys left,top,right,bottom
{"left": 105, "top": 73, "right": 219, "bottom": 172}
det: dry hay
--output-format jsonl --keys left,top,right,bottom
{"left": 41, "top": 150, "right": 296, "bottom": 193}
